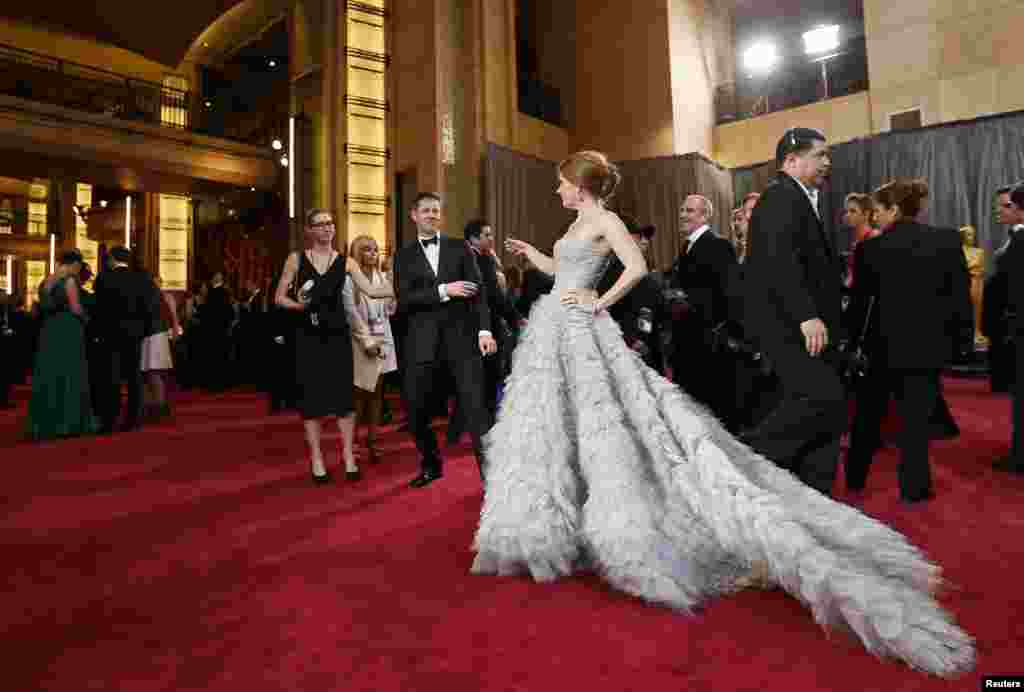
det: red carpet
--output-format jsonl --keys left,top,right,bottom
{"left": 1, "top": 378, "right": 1021, "bottom": 691}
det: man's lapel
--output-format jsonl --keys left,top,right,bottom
{"left": 435, "top": 235, "right": 450, "bottom": 281}
{"left": 413, "top": 238, "right": 436, "bottom": 278}
{"left": 786, "top": 175, "right": 833, "bottom": 258}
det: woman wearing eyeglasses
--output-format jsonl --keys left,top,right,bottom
{"left": 275, "top": 209, "right": 393, "bottom": 484}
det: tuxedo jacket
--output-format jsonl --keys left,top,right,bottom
{"left": 203, "top": 285, "right": 235, "bottom": 333}
{"left": 1003, "top": 231, "right": 1024, "bottom": 338}
{"left": 474, "top": 250, "right": 521, "bottom": 347}
{"left": 93, "top": 266, "right": 159, "bottom": 342}
{"left": 743, "top": 174, "right": 842, "bottom": 355}
{"left": 848, "top": 221, "right": 972, "bottom": 370}
{"left": 670, "top": 229, "right": 737, "bottom": 330}
{"left": 393, "top": 235, "right": 490, "bottom": 364}
{"left": 983, "top": 231, "right": 1019, "bottom": 341}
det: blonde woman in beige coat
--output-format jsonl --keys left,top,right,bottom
{"left": 343, "top": 235, "right": 397, "bottom": 463}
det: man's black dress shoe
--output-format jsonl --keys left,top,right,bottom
{"left": 409, "top": 470, "right": 442, "bottom": 488}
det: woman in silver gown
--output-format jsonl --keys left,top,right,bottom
{"left": 472, "top": 151, "right": 973, "bottom": 677}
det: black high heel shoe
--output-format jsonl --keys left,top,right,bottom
{"left": 345, "top": 468, "right": 362, "bottom": 482}
{"left": 312, "top": 469, "right": 332, "bottom": 485}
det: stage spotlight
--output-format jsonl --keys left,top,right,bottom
{"left": 803, "top": 25, "right": 840, "bottom": 56}
{"left": 744, "top": 42, "right": 779, "bottom": 74}
{"left": 271, "top": 138, "right": 283, "bottom": 150}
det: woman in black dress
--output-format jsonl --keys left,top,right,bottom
{"left": 275, "top": 209, "right": 394, "bottom": 483}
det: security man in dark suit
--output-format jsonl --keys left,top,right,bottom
{"left": 740, "top": 128, "right": 847, "bottom": 496}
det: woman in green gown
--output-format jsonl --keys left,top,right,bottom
{"left": 27, "top": 249, "right": 98, "bottom": 440}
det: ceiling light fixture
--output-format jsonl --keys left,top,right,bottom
{"left": 271, "top": 138, "right": 283, "bottom": 151}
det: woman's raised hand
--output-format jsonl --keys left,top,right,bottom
{"left": 505, "top": 238, "right": 533, "bottom": 257}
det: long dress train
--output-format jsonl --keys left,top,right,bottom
{"left": 472, "top": 235, "right": 973, "bottom": 677}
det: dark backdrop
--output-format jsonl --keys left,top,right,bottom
{"left": 732, "top": 110, "right": 1024, "bottom": 272}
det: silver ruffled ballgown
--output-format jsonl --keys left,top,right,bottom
{"left": 472, "top": 234, "right": 973, "bottom": 677}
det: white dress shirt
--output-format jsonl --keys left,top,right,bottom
{"left": 789, "top": 175, "right": 820, "bottom": 220}
{"left": 686, "top": 224, "right": 711, "bottom": 252}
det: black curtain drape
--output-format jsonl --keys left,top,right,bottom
{"left": 734, "top": 110, "right": 1024, "bottom": 272}
{"left": 486, "top": 145, "right": 734, "bottom": 273}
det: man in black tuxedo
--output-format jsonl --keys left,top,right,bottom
{"left": 393, "top": 193, "right": 497, "bottom": 487}
{"left": 202, "top": 271, "right": 235, "bottom": 391}
{"left": 598, "top": 219, "right": 665, "bottom": 373}
{"left": 668, "top": 195, "right": 738, "bottom": 422}
{"left": 464, "top": 219, "right": 523, "bottom": 423}
{"left": 741, "top": 128, "right": 846, "bottom": 496}
{"left": 93, "top": 246, "right": 159, "bottom": 433}
{"left": 983, "top": 184, "right": 1023, "bottom": 393}
{"left": 996, "top": 183, "right": 1024, "bottom": 474}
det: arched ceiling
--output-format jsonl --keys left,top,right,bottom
{"left": 0, "top": 0, "right": 288, "bottom": 68}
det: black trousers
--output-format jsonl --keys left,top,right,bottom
{"left": 673, "top": 337, "right": 734, "bottom": 422}
{"left": 742, "top": 343, "right": 847, "bottom": 496}
{"left": 403, "top": 342, "right": 488, "bottom": 477}
{"left": 449, "top": 348, "right": 502, "bottom": 442}
{"left": 101, "top": 337, "right": 144, "bottom": 432}
{"left": 846, "top": 367, "right": 939, "bottom": 501}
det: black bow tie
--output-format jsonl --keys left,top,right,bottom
{"left": 420, "top": 236, "right": 438, "bottom": 247}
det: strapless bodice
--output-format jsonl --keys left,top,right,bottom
{"left": 552, "top": 235, "right": 612, "bottom": 292}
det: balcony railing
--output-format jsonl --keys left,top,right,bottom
{"left": 0, "top": 42, "right": 230, "bottom": 140}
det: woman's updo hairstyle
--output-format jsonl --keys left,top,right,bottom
{"left": 558, "top": 150, "right": 621, "bottom": 202}
{"left": 872, "top": 179, "right": 929, "bottom": 220}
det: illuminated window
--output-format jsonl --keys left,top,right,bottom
{"left": 161, "top": 75, "right": 189, "bottom": 129}
{"left": 0, "top": 199, "right": 12, "bottom": 235}
{"left": 27, "top": 201, "right": 47, "bottom": 236}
